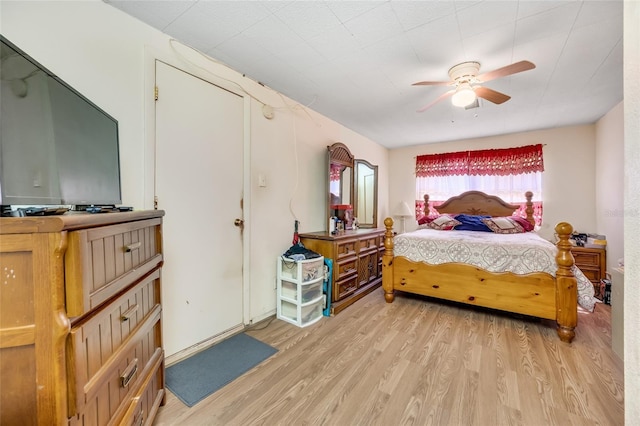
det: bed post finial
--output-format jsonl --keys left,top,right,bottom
{"left": 524, "top": 191, "right": 534, "bottom": 226}
{"left": 382, "top": 217, "right": 395, "bottom": 303}
{"left": 423, "top": 194, "right": 430, "bottom": 217}
{"left": 555, "top": 221, "right": 577, "bottom": 343}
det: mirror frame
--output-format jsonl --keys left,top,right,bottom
{"left": 354, "top": 159, "right": 378, "bottom": 228}
{"left": 327, "top": 142, "right": 354, "bottom": 231}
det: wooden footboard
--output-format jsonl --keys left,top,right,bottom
{"left": 382, "top": 218, "right": 577, "bottom": 343}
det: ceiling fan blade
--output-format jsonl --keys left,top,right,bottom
{"left": 412, "top": 80, "right": 452, "bottom": 86}
{"left": 476, "top": 60, "right": 535, "bottom": 83}
{"left": 474, "top": 86, "right": 511, "bottom": 104}
{"left": 417, "top": 90, "right": 455, "bottom": 112}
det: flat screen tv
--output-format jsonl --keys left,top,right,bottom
{"left": 0, "top": 35, "right": 122, "bottom": 210}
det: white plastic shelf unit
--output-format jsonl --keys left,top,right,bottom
{"left": 277, "top": 256, "right": 325, "bottom": 327}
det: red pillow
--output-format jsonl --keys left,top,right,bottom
{"left": 481, "top": 216, "right": 533, "bottom": 234}
{"left": 418, "top": 214, "right": 461, "bottom": 230}
{"left": 417, "top": 215, "right": 437, "bottom": 225}
{"left": 510, "top": 216, "right": 535, "bottom": 232}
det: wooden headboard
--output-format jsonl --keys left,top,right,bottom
{"left": 423, "top": 191, "right": 535, "bottom": 226}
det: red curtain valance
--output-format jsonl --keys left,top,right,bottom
{"left": 416, "top": 144, "right": 544, "bottom": 177}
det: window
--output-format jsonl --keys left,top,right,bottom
{"left": 415, "top": 144, "right": 544, "bottom": 225}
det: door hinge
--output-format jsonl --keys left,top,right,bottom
{"left": 154, "top": 86, "right": 159, "bottom": 101}
{"left": 153, "top": 196, "right": 158, "bottom": 210}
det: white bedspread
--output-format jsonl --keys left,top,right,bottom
{"left": 394, "top": 229, "right": 598, "bottom": 312}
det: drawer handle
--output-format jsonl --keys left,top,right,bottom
{"left": 120, "top": 358, "right": 138, "bottom": 388}
{"left": 125, "top": 241, "right": 142, "bottom": 252}
{"left": 121, "top": 304, "right": 139, "bottom": 322}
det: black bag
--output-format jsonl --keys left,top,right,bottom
{"left": 283, "top": 242, "right": 321, "bottom": 260}
{"left": 282, "top": 220, "right": 321, "bottom": 260}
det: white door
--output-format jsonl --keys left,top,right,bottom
{"left": 155, "top": 61, "right": 244, "bottom": 357}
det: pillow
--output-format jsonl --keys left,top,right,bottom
{"left": 417, "top": 215, "right": 436, "bottom": 225}
{"left": 418, "top": 214, "right": 461, "bottom": 230}
{"left": 453, "top": 214, "right": 493, "bottom": 232}
{"left": 482, "top": 216, "right": 527, "bottom": 234}
{"left": 509, "top": 216, "right": 535, "bottom": 232}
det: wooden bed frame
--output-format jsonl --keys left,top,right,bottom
{"left": 382, "top": 191, "right": 578, "bottom": 343}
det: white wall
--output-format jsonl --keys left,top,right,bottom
{"left": 596, "top": 102, "right": 624, "bottom": 272}
{"left": 0, "top": 1, "right": 389, "bottom": 328}
{"left": 389, "top": 125, "right": 597, "bottom": 241}
{"left": 595, "top": 102, "right": 624, "bottom": 359}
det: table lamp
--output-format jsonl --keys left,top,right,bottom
{"left": 394, "top": 201, "right": 414, "bottom": 234}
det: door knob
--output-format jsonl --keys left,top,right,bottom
{"left": 234, "top": 218, "right": 244, "bottom": 227}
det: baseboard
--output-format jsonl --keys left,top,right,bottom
{"left": 164, "top": 324, "right": 246, "bottom": 367}
{"left": 164, "top": 311, "right": 278, "bottom": 367}
{"left": 249, "top": 310, "right": 276, "bottom": 325}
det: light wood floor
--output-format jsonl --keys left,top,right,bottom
{"left": 155, "top": 287, "right": 624, "bottom": 425}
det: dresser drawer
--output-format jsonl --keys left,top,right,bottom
{"left": 67, "top": 269, "right": 162, "bottom": 419}
{"left": 579, "top": 267, "right": 600, "bottom": 283}
{"left": 68, "top": 348, "right": 164, "bottom": 426}
{"left": 359, "top": 235, "right": 379, "bottom": 252}
{"left": 114, "top": 351, "right": 164, "bottom": 426}
{"left": 334, "top": 275, "right": 358, "bottom": 300}
{"left": 334, "top": 257, "right": 358, "bottom": 281}
{"left": 335, "top": 239, "right": 358, "bottom": 260}
{"left": 66, "top": 218, "right": 163, "bottom": 317}
{"left": 573, "top": 251, "right": 600, "bottom": 267}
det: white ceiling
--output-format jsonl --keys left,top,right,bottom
{"left": 105, "top": 0, "right": 623, "bottom": 149}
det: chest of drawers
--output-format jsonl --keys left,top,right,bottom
{"left": 571, "top": 246, "right": 606, "bottom": 294}
{"left": 0, "top": 211, "right": 165, "bottom": 425}
{"left": 299, "top": 228, "right": 384, "bottom": 314}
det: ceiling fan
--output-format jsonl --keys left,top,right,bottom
{"left": 413, "top": 60, "right": 536, "bottom": 112}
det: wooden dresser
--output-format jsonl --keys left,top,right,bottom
{"left": 299, "top": 228, "right": 384, "bottom": 314}
{"left": 0, "top": 210, "right": 165, "bottom": 425}
{"left": 571, "top": 246, "right": 607, "bottom": 293}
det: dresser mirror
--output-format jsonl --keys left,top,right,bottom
{"left": 327, "top": 142, "right": 354, "bottom": 230}
{"left": 354, "top": 159, "right": 378, "bottom": 228}
{"left": 327, "top": 142, "right": 378, "bottom": 231}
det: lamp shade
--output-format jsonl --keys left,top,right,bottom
{"left": 394, "top": 201, "right": 414, "bottom": 217}
{"left": 451, "top": 82, "right": 477, "bottom": 107}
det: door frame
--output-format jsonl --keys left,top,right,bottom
{"left": 143, "top": 45, "right": 252, "bottom": 329}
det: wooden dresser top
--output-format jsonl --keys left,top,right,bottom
{"left": 0, "top": 210, "right": 165, "bottom": 234}
{"left": 299, "top": 228, "right": 384, "bottom": 242}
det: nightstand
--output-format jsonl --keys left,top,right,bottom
{"left": 571, "top": 246, "right": 606, "bottom": 294}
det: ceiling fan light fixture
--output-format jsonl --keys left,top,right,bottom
{"left": 414, "top": 60, "right": 532, "bottom": 112}
{"left": 451, "top": 83, "right": 476, "bottom": 107}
